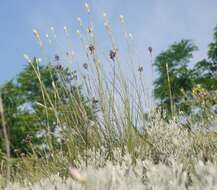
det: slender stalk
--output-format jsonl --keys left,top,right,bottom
{"left": 166, "top": 63, "right": 174, "bottom": 117}
{"left": 0, "top": 94, "right": 10, "bottom": 184}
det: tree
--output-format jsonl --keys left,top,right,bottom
{"left": 0, "top": 58, "right": 94, "bottom": 156}
{"left": 194, "top": 25, "right": 217, "bottom": 90}
{"left": 153, "top": 40, "right": 198, "bottom": 115}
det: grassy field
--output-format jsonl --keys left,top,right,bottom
{"left": 1, "top": 3, "right": 217, "bottom": 189}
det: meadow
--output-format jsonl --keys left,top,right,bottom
{"left": 0, "top": 3, "right": 217, "bottom": 189}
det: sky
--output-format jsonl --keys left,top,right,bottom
{"left": 0, "top": 0, "right": 217, "bottom": 85}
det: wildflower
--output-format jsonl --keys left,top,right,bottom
{"left": 109, "top": 49, "right": 118, "bottom": 61}
{"left": 84, "top": 2, "right": 90, "bottom": 13}
{"left": 83, "top": 63, "right": 88, "bottom": 70}
{"left": 89, "top": 44, "right": 95, "bottom": 54}
{"left": 138, "top": 66, "right": 144, "bottom": 72}
{"left": 54, "top": 54, "right": 60, "bottom": 62}
{"left": 148, "top": 46, "right": 153, "bottom": 55}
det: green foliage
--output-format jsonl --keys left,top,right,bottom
{"left": 154, "top": 25, "right": 217, "bottom": 117}
{"left": 154, "top": 40, "right": 198, "bottom": 114}
{"left": 0, "top": 58, "right": 91, "bottom": 156}
{"left": 194, "top": 25, "right": 217, "bottom": 91}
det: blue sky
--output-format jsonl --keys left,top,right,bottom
{"left": 0, "top": 0, "right": 217, "bottom": 85}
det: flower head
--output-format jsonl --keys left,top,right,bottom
{"left": 109, "top": 49, "right": 118, "bottom": 61}
{"left": 77, "top": 17, "right": 83, "bottom": 26}
{"left": 23, "top": 54, "right": 31, "bottom": 63}
{"left": 128, "top": 33, "right": 133, "bottom": 40}
{"left": 89, "top": 44, "right": 95, "bottom": 55}
{"left": 63, "top": 26, "right": 68, "bottom": 33}
{"left": 120, "top": 15, "right": 125, "bottom": 23}
{"left": 83, "top": 63, "right": 88, "bottom": 70}
{"left": 138, "top": 66, "right": 144, "bottom": 73}
{"left": 33, "top": 29, "right": 40, "bottom": 39}
{"left": 54, "top": 54, "right": 60, "bottom": 62}
{"left": 84, "top": 2, "right": 90, "bottom": 13}
{"left": 148, "top": 46, "right": 153, "bottom": 55}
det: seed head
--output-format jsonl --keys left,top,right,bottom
{"left": 120, "top": 15, "right": 125, "bottom": 23}
{"left": 138, "top": 66, "right": 144, "bottom": 72}
{"left": 63, "top": 26, "right": 68, "bottom": 33}
{"left": 33, "top": 29, "right": 40, "bottom": 39}
{"left": 128, "top": 33, "right": 133, "bottom": 40}
{"left": 33, "top": 29, "right": 43, "bottom": 47}
{"left": 37, "top": 58, "right": 42, "bottom": 63}
{"left": 109, "top": 49, "right": 118, "bottom": 61}
{"left": 54, "top": 54, "right": 60, "bottom": 62}
{"left": 148, "top": 46, "right": 153, "bottom": 55}
{"left": 83, "top": 63, "right": 88, "bottom": 70}
{"left": 89, "top": 44, "right": 95, "bottom": 54}
{"left": 55, "top": 64, "right": 63, "bottom": 71}
{"left": 87, "top": 25, "right": 94, "bottom": 34}
{"left": 84, "top": 2, "right": 90, "bottom": 13}
{"left": 77, "top": 17, "right": 83, "bottom": 26}
{"left": 23, "top": 54, "right": 31, "bottom": 63}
